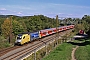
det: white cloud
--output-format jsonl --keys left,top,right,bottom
{"left": 58, "top": 13, "right": 65, "bottom": 15}
{"left": 5, "top": 5, "right": 37, "bottom": 10}
{"left": 15, "top": 11, "right": 23, "bottom": 14}
{"left": 0, "top": 8, "right": 7, "bottom": 10}
{"left": 17, "top": 12, "right": 22, "bottom": 14}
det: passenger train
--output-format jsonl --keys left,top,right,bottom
{"left": 15, "top": 25, "right": 74, "bottom": 45}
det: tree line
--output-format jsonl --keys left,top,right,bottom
{"left": 0, "top": 15, "right": 90, "bottom": 43}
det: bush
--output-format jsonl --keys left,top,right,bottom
{"left": 4, "top": 42, "right": 10, "bottom": 47}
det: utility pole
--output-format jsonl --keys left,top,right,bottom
{"left": 56, "top": 15, "right": 58, "bottom": 30}
{"left": 56, "top": 15, "right": 59, "bottom": 45}
{"left": 9, "top": 16, "right": 13, "bottom": 44}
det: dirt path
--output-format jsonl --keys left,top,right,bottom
{"left": 71, "top": 46, "right": 79, "bottom": 60}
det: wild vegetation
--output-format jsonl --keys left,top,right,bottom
{"left": 74, "top": 39, "right": 90, "bottom": 60}
{"left": 42, "top": 43, "right": 75, "bottom": 60}
{"left": 0, "top": 15, "right": 90, "bottom": 48}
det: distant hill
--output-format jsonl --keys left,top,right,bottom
{"left": 0, "top": 15, "right": 20, "bottom": 18}
{"left": 0, "top": 15, "right": 34, "bottom": 18}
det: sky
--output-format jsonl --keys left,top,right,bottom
{"left": 0, "top": 0, "right": 90, "bottom": 18}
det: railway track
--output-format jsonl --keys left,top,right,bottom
{"left": 0, "top": 29, "right": 73, "bottom": 60}
{"left": 0, "top": 34, "right": 55, "bottom": 60}
{"left": 0, "top": 32, "right": 54, "bottom": 56}
{"left": 0, "top": 46, "right": 20, "bottom": 57}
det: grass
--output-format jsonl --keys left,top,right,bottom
{"left": 42, "top": 43, "right": 74, "bottom": 60}
{"left": 75, "top": 39, "right": 90, "bottom": 60}
{"left": 42, "top": 38, "right": 90, "bottom": 60}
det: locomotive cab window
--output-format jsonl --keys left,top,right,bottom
{"left": 23, "top": 36, "right": 25, "bottom": 39}
{"left": 17, "top": 36, "right": 22, "bottom": 39}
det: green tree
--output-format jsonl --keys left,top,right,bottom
{"left": 82, "top": 15, "right": 90, "bottom": 23}
{"left": 12, "top": 20, "right": 25, "bottom": 35}
{"left": 0, "top": 18, "right": 5, "bottom": 34}
{"left": 1, "top": 18, "right": 11, "bottom": 37}
{"left": 82, "top": 15, "right": 90, "bottom": 35}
